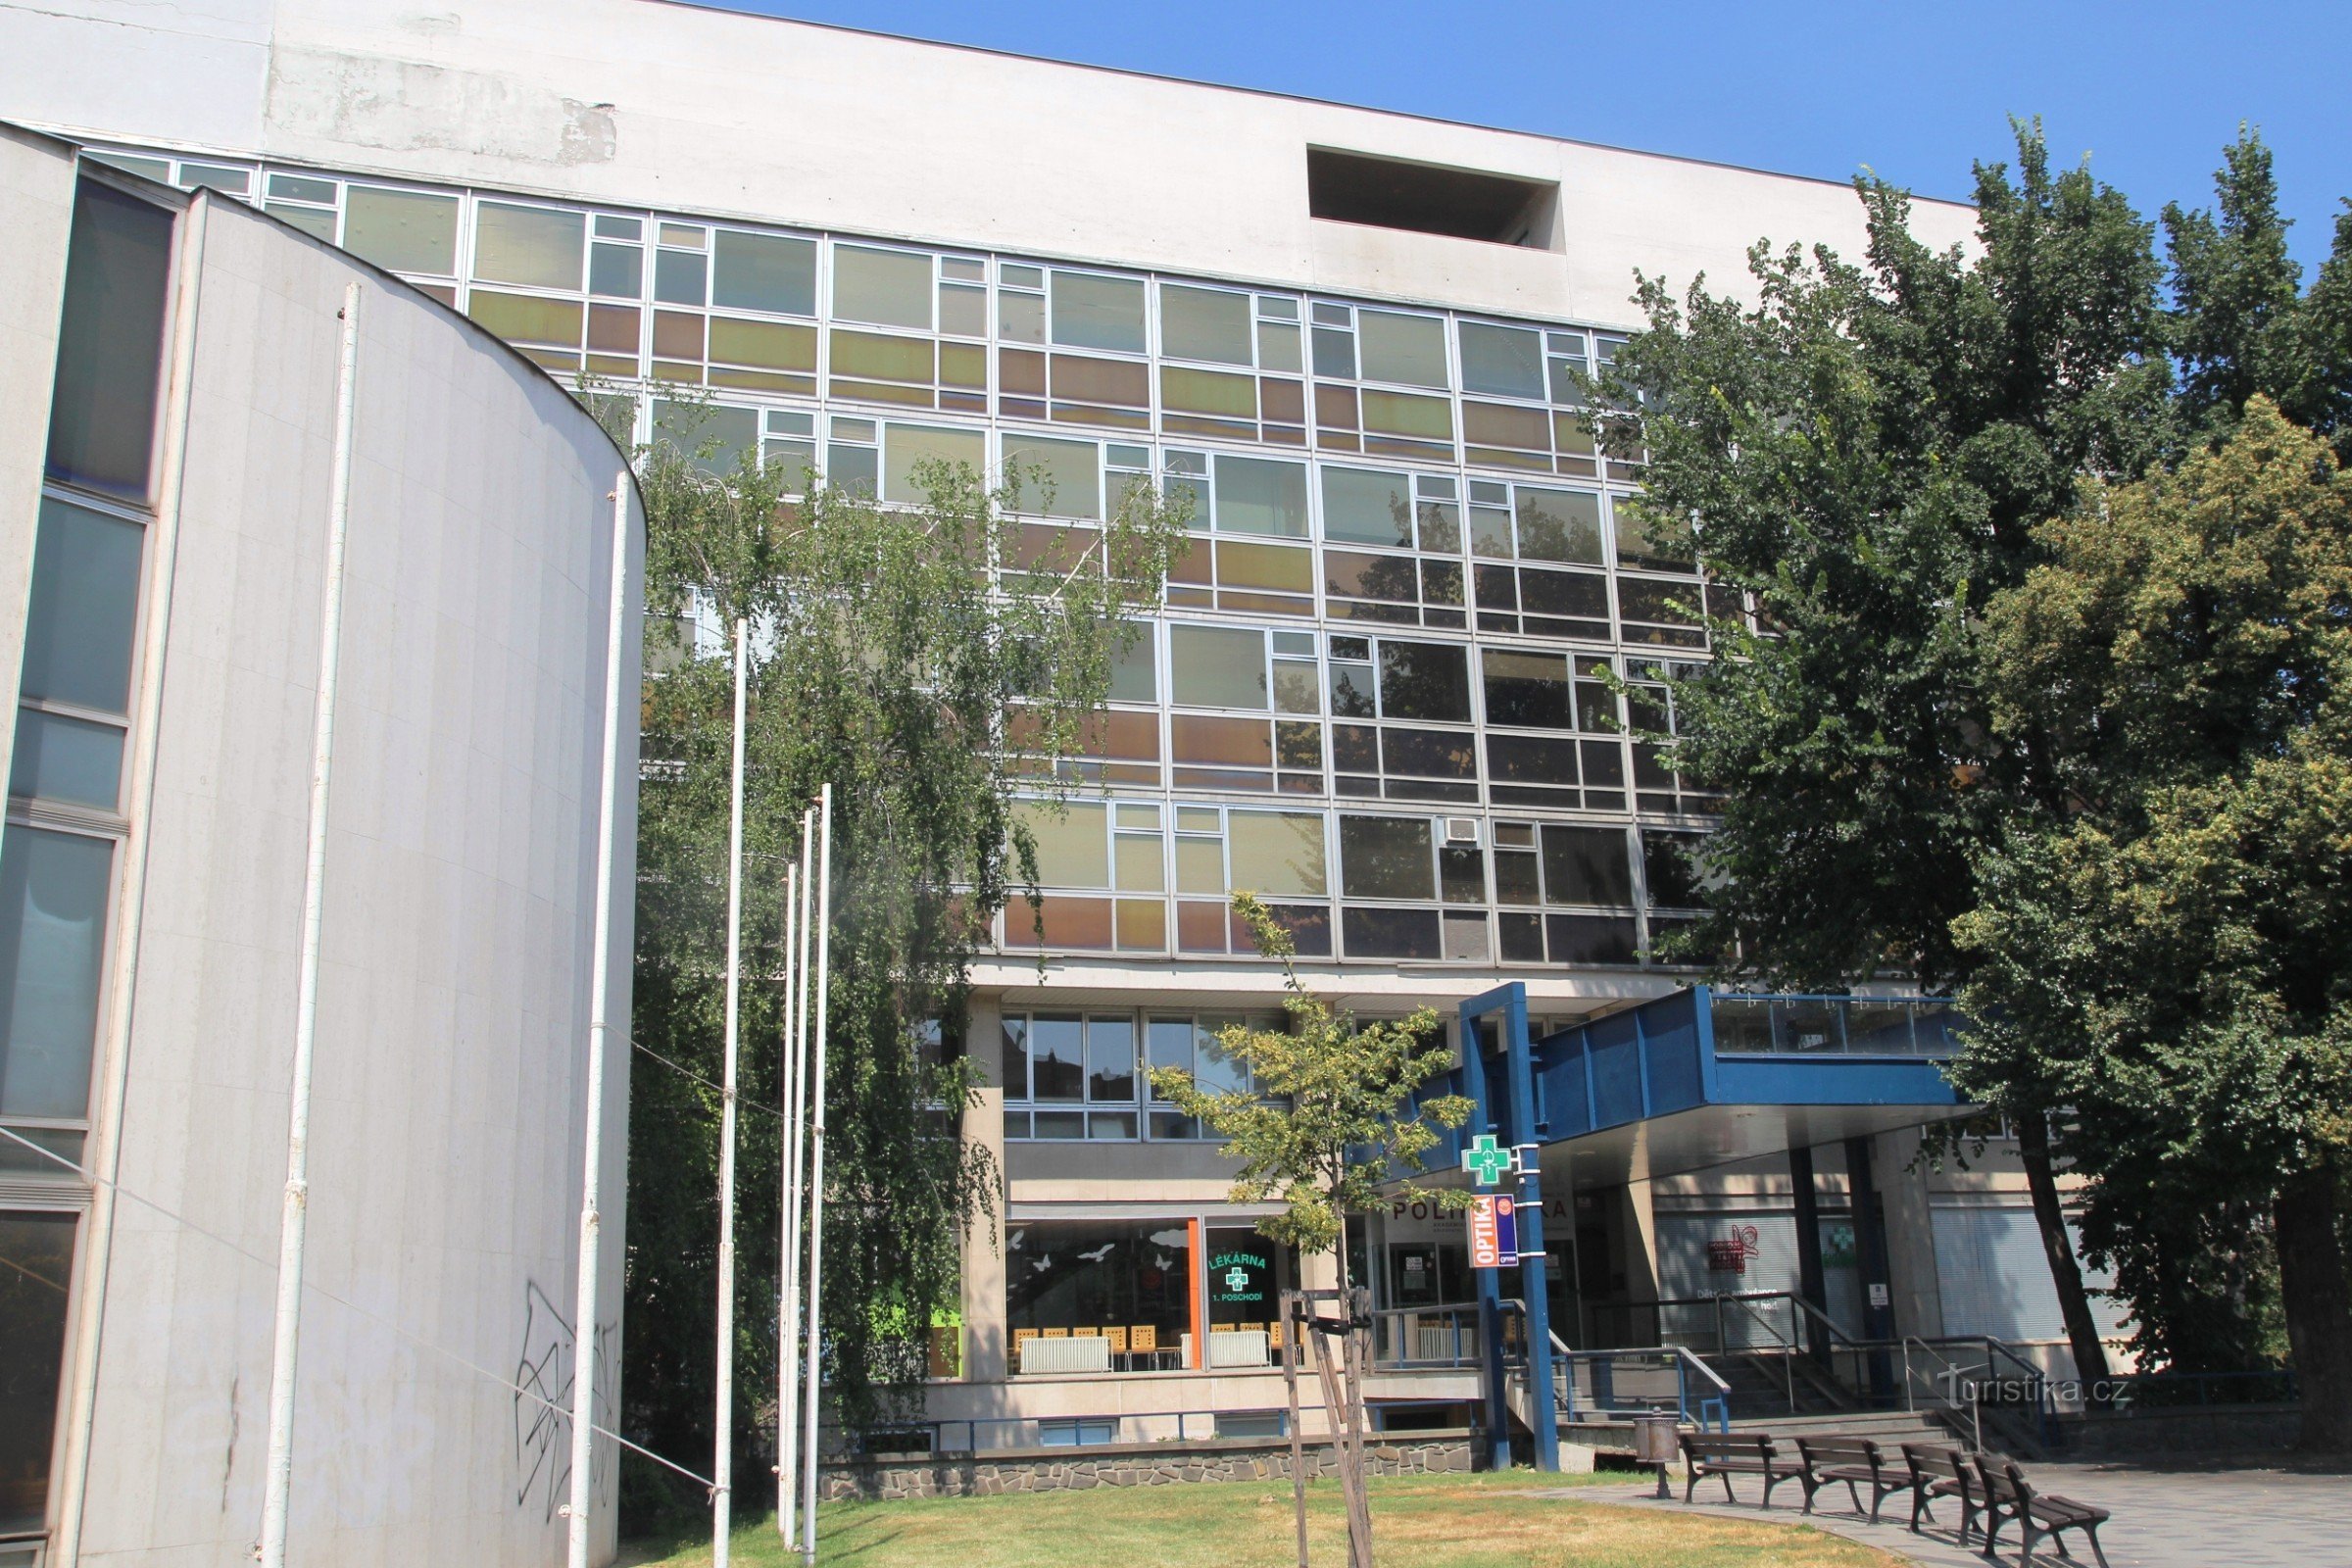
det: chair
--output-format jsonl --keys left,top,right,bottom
{"left": 1041, "top": 1326, "right": 1068, "bottom": 1339}
{"left": 1129, "top": 1324, "right": 1157, "bottom": 1363}
{"left": 1071, "top": 1325, "right": 1100, "bottom": 1338}
{"left": 1103, "top": 1326, "right": 1129, "bottom": 1354}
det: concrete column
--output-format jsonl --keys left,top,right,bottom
{"left": 958, "top": 1000, "right": 1007, "bottom": 1384}
{"left": 1875, "top": 1126, "right": 1945, "bottom": 1339}
{"left": 1788, "top": 1145, "right": 1829, "bottom": 1359}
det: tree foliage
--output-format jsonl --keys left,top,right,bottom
{"left": 614, "top": 406, "right": 1185, "bottom": 1516}
{"left": 1952, "top": 402, "right": 2352, "bottom": 1424}
{"left": 1150, "top": 894, "right": 1471, "bottom": 1270}
{"left": 1605, "top": 122, "right": 2172, "bottom": 990}
{"left": 1603, "top": 120, "right": 2352, "bottom": 1444}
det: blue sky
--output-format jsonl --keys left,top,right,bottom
{"left": 691, "top": 0, "right": 2352, "bottom": 274}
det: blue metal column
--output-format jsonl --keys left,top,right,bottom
{"left": 1459, "top": 983, "right": 1560, "bottom": 1472}
{"left": 1454, "top": 1003, "right": 1510, "bottom": 1470}
{"left": 1496, "top": 986, "right": 1561, "bottom": 1473}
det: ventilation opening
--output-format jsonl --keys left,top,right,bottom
{"left": 1307, "top": 147, "right": 1558, "bottom": 249}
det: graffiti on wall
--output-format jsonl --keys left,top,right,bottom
{"left": 514, "top": 1279, "right": 617, "bottom": 1523}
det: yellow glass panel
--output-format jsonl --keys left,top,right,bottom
{"left": 1114, "top": 899, "right": 1168, "bottom": 952}
{"left": 1226, "top": 811, "right": 1327, "bottom": 897}
{"left": 1160, "top": 366, "right": 1257, "bottom": 418}
{"left": 1175, "top": 836, "right": 1225, "bottom": 894}
{"left": 466, "top": 290, "right": 583, "bottom": 347}
{"left": 884, "top": 423, "right": 987, "bottom": 505}
{"left": 1215, "top": 541, "right": 1313, "bottom": 593}
{"left": 1014, "top": 800, "right": 1107, "bottom": 888}
{"left": 831, "top": 328, "right": 934, "bottom": 383}
{"left": 940, "top": 340, "right": 987, "bottom": 389}
{"left": 710, "top": 317, "right": 816, "bottom": 371}
{"left": 1113, "top": 834, "right": 1164, "bottom": 892}
{"left": 1361, "top": 388, "right": 1454, "bottom": 441}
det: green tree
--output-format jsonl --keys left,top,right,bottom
{"left": 1151, "top": 893, "right": 1469, "bottom": 1568}
{"left": 1600, "top": 122, "right": 2172, "bottom": 1385}
{"left": 1150, "top": 895, "right": 1471, "bottom": 1271}
{"left": 615, "top": 408, "right": 1185, "bottom": 1518}
{"left": 1953, "top": 402, "right": 2352, "bottom": 1448}
{"left": 2166, "top": 130, "right": 2352, "bottom": 459}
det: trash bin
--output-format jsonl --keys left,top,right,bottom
{"left": 1631, "top": 1411, "right": 1679, "bottom": 1498}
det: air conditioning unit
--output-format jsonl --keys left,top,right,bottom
{"left": 1445, "top": 817, "right": 1480, "bottom": 845}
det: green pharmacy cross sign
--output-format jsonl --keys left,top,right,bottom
{"left": 1461, "top": 1133, "right": 1517, "bottom": 1188}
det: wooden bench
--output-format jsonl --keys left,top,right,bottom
{"left": 1974, "top": 1455, "right": 2112, "bottom": 1568}
{"left": 1678, "top": 1432, "right": 1804, "bottom": 1508}
{"left": 1899, "top": 1442, "right": 1982, "bottom": 1544}
{"left": 1793, "top": 1435, "right": 1908, "bottom": 1522}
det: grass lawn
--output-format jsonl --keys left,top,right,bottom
{"left": 616, "top": 1470, "right": 1906, "bottom": 1568}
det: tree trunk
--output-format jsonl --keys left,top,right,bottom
{"left": 2017, "top": 1115, "right": 2111, "bottom": 1390}
{"left": 2273, "top": 1174, "right": 2352, "bottom": 1453}
{"left": 1281, "top": 1291, "right": 1308, "bottom": 1568}
{"left": 1330, "top": 1245, "right": 1373, "bottom": 1568}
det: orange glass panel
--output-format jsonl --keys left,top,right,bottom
{"left": 1171, "top": 714, "right": 1272, "bottom": 766}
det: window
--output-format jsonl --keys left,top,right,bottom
{"left": 48, "top": 176, "right": 174, "bottom": 502}
{"left": 1458, "top": 320, "right": 1545, "bottom": 401}
{"left": 1159, "top": 283, "right": 1253, "bottom": 366}
{"left": 1340, "top": 815, "right": 1434, "bottom": 901}
{"left": 330, "top": 186, "right": 456, "bottom": 278}
{"left": 1052, "top": 271, "right": 1148, "bottom": 354}
{"left": 0, "top": 826, "right": 115, "bottom": 1121}
{"left": 1306, "top": 147, "right": 1558, "bottom": 249}
{"left": 1306, "top": 302, "right": 1454, "bottom": 460}
{"left": 1169, "top": 625, "right": 1268, "bottom": 710}
{"left": 0, "top": 1212, "right": 76, "bottom": 1533}
{"left": 1006, "top": 1221, "right": 1192, "bottom": 1367}
{"left": 832, "top": 244, "right": 933, "bottom": 329}
{"left": 472, "top": 201, "right": 583, "bottom": 290}
{"left": 881, "top": 422, "right": 985, "bottom": 506}
{"left": 710, "top": 229, "right": 816, "bottom": 317}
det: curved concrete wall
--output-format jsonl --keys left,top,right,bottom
{"left": 69, "top": 189, "right": 641, "bottom": 1565}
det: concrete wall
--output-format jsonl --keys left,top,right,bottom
{"left": 0, "top": 0, "right": 1977, "bottom": 326}
{"left": 61, "top": 190, "right": 641, "bottom": 1566}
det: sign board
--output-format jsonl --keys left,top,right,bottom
{"left": 1208, "top": 1244, "right": 1272, "bottom": 1314}
{"left": 1868, "top": 1282, "right": 1890, "bottom": 1309}
{"left": 1706, "top": 1223, "right": 1761, "bottom": 1274}
{"left": 1468, "top": 1194, "right": 1519, "bottom": 1269}
{"left": 1460, "top": 1133, "right": 1516, "bottom": 1188}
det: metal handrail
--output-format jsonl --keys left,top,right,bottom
{"left": 1900, "top": 1335, "right": 1985, "bottom": 1451}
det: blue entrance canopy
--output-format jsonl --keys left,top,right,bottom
{"left": 1434, "top": 986, "right": 1969, "bottom": 1186}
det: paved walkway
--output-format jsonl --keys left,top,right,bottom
{"left": 1557, "top": 1455, "right": 2350, "bottom": 1568}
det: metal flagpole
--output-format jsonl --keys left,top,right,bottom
{"left": 778, "top": 808, "right": 815, "bottom": 1542}
{"left": 798, "top": 783, "right": 833, "bottom": 1565}
{"left": 773, "top": 858, "right": 798, "bottom": 1543}
{"left": 258, "top": 282, "right": 362, "bottom": 1568}
{"left": 713, "top": 619, "right": 749, "bottom": 1565}
{"left": 564, "top": 472, "right": 634, "bottom": 1568}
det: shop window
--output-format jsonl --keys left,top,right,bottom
{"left": 1007, "top": 1221, "right": 1193, "bottom": 1370}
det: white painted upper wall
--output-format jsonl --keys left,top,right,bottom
{"left": 0, "top": 0, "right": 1979, "bottom": 327}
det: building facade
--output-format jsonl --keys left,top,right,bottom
{"left": 1, "top": 0, "right": 2125, "bottom": 1530}
{"left": 0, "top": 120, "right": 640, "bottom": 1565}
